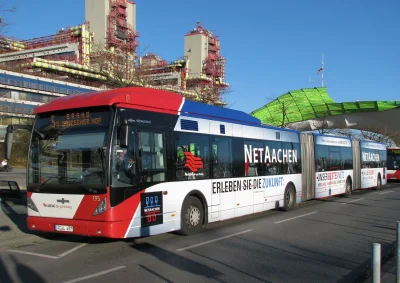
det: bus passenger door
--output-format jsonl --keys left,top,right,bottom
{"left": 137, "top": 131, "right": 167, "bottom": 189}
{"left": 136, "top": 130, "right": 167, "bottom": 227}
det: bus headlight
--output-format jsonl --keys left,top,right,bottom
{"left": 93, "top": 198, "right": 107, "bottom": 215}
{"left": 27, "top": 196, "right": 39, "bottom": 212}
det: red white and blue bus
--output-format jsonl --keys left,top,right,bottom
{"left": 387, "top": 148, "right": 400, "bottom": 181}
{"left": 3, "top": 87, "right": 387, "bottom": 238}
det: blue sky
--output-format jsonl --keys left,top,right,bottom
{"left": 2, "top": 0, "right": 399, "bottom": 113}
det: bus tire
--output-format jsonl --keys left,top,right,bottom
{"left": 344, "top": 177, "right": 352, "bottom": 196}
{"left": 180, "top": 196, "right": 204, "bottom": 236}
{"left": 281, "top": 183, "right": 296, "bottom": 211}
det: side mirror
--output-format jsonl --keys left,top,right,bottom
{"left": 4, "top": 126, "right": 14, "bottom": 160}
{"left": 119, "top": 124, "right": 129, "bottom": 148}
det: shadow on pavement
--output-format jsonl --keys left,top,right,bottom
{"left": 0, "top": 225, "right": 11, "bottom": 232}
{"left": 1, "top": 198, "right": 31, "bottom": 234}
{"left": 0, "top": 254, "right": 46, "bottom": 283}
{"left": 130, "top": 241, "right": 224, "bottom": 281}
{"left": 138, "top": 264, "right": 175, "bottom": 283}
{"left": 337, "top": 241, "right": 395, "bottom": 283}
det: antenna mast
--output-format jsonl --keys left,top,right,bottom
{"left": 321, "top": 53, "right": 324, "bottom": 87}
{"left": 309, "top": 53, "right": 325, "bottom": 87}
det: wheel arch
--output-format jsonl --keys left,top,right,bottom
{"left": 281, "top": 181, "right": 297, "bottom": 211}
{"left": 285, "top": 181, "right": 297, "bottom": 201}
{"left": 182, "top": 190, "right": 209, "bottom": 226}
{"left": 286, "top": 181, "right": 296, "bottom": 192}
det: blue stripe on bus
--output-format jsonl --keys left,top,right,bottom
{"left": 181, "top": 100, "right": 261, "bottom": 126}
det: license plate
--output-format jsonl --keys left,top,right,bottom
{"left": 54, "top": 225, "right": 73, "bottom": 232}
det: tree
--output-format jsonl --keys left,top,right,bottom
{"left": 263, "top": 94, "right": 299, "bottom": 128}
{"left": 0, "top": 4, "right": 16, "bottom": 36}
{"left": 332, "top": 126, "right": 398, "bottom": 147}
{"left": 309, "top": 111, "right": 336, "bottom": 134}
{"left": 90, "top": 44, "right": 143, "bottom": 88}
{"left": 191, "top": 82, "right": 232, "bottom": 107}
{"left": 90, "top": 45, "right": 170, "bottom": 88}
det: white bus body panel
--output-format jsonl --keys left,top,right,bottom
{"left": 124, "top": 173, "right": 302, "bottom": 238}
{"left": 315, "top": 169, "right": 353, "bottom": 198}
{"left": 361, "top": 168, "right": 386, "bottom": 188}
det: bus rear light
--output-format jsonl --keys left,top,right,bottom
{"left": 93, "top": 198, "right": 107, "bottom": 216}
{"left": 27, "top": 196, "right": 39, "bottom": 212}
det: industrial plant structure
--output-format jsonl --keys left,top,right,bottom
{"left": 0, "top": 0, "right": 230, "bottom": 137}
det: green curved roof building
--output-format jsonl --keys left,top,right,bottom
{"left": 250, "top": 87, "right": 400, "bottom": 127}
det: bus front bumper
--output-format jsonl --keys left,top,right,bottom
{"left": 27, "top": 216, "right": 130, "bottom": 238}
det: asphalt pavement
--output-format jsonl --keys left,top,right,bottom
{"left": 0, "top": 181, "right": 399, "bottom": 283}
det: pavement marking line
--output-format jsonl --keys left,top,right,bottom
{"left": 61, "top": 266, "right": 126, "bottom": 283}
{"left": 58, "top": 243, "right": 87, "bottom": 258}
{"left": 7, "top": 250, "right": 60, "bottom": 259}
{"left": 380, "top": 191, "right": 394, "bottom": 195}
{"left": 274, "top": 211, "right": 317, "bottom": 224}
{"left": 176, "top": 229, "right": 253, "bottom": 252}
{"left": 342, "top": 198, "right": 364, "bottom": 204}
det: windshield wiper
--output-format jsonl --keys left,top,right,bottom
{"left": 35, "top": 176, "right": 98, "bottom": 194}
{"left": 34, "top": 176, "right": 58, "bottom": 192}
{"left": 77, "top": 184, "right": 98, "bottom": 194}
{"left": 60, "top": 177, "right": 98, "bottom": 193}
{"left": 33, "top": 130, "right": 45, "bottom": 139}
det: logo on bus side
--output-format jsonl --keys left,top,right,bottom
{"left": 244, "top": 145, "right": 298, "bottom": 164}
{"left": 184, "top": 152, "right": 204, "bottom": 172}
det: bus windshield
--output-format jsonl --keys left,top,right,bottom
{"left": 387, "top": 149, "right": 400, "bottom": 170}
{"left": 27, "top": 108, "right": 112, "bottom": 194}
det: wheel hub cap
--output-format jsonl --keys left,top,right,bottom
{"left": 187, "top": 206, "right": 200, "bottom": 226}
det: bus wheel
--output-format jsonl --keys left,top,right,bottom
{"left": 180, "top": 196, "right": 204, "bottom": 236}
{"left": 345, "top": 178, "right": 352, "bottom": 196}
{"left": 281, "top": 184, "right": 296, "bottom": 211}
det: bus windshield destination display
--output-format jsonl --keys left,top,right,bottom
{"left": 50, "top": 112, "right": 102, "bottom": 128}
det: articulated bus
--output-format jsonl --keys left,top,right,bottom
{"left": 3, "top": 87, "right": 387, "bottom": 238}
{"left": 387, "top": 148, "right": 400, "bottom": 181}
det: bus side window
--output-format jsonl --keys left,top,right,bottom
{"left": 175, "top": 133, "right": 210, "bottom": 181}
{"left": 315, "top": 144, "right": 328, "bottom": 172}
{"left": 212, "top": 137, "right": 232, "bottom": 179}
{"left": 245, "top": 139, "right": 263, "bottom": 177}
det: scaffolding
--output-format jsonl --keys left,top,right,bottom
{"left": 0, "top": 5, "right": 228, "bottom": 106}
{"left": 185, "top": 22, "right": 229, "bottom": 105}
{"left": 107, "top": 0, "right": 139, "bottom": 53}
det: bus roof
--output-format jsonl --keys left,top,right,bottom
{"left": 33, "top": 87, "right": 262, "bottom": 126}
